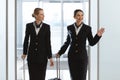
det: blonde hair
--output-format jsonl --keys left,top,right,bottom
{"left": 32, "top": 8, "right": 43, "bottom": 17}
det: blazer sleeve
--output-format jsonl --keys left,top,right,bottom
{"left": 58, "top": 29, "right": 71, "bottom": 56}
{"left": 87, "top": 27, "right": 101, "bottom": 46}
{"left": 23, "top": 24, "right": 30, "bottom": 55}
{"left": 46, "top": 25, "right": 52, "bottom": 59}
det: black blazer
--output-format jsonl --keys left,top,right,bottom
{"left": 58, "top": 23, "right": 101, "bottom": 60}
{"left": 23, "top": 22, "right": 52, "bottom": 63}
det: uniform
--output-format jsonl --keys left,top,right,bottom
{"left": 58, "top": 23, "right": 101, "bottom": 80}
{"left": 23, "top": 22, "right": 52, "bottom": 80}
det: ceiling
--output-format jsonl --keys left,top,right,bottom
{"left": 22, "top": 0, "right": 88, "bottom": 3}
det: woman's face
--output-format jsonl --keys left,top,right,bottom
{"left": 74, "top": 11, "right": 83, "bottom": 23}
{"left": 35, "top": 10, "right": 44, "bottom": 21}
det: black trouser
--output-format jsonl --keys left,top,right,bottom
{"left": 27, "top": 61, "right": 47, "bottom": 80}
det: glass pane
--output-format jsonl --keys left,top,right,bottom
{"left": 8, "top": 0, "right": 16, "bottom": 80}
{"left": 0, "top": 0, "right": 6, "bottom": 80}
{"left": 43, "top": 3, "right": 62, "bottom": 55}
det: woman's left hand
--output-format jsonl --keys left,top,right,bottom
{"left": 49, "top": 58, "right": 54, "bottom": 67}
{"left": 97, "top": 28, "right": 105, "bottom": 36}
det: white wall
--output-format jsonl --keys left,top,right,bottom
{"left": 99, "top": 0, "right": 120, "bottom": 80}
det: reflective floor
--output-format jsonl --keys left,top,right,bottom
{"left": 17, "top": 58, "right": 88, "bottom": 80}
{"left": 17, "top": 58, "right": 71, "bottom": 80}
{"left": 18, "top": 70, "right": 70, "bottom": 80}
{"left": 46, "top": 70, "right": 70, "bottom": 80}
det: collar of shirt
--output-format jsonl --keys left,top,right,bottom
{"left": 33, "top": 22, "right": 43, "bottom": 35}
{"left": 74, "top": 22, "right": 83, "bottom": 35}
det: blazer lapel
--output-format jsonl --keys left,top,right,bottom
{"left": 31, "top": 23, "right": 37, "bottom": 36}
{"left": 70, "top": 24, "right": 76, "bottom": 36}
{"left": 37, "top": 23, "right": 44, "bottom": 36}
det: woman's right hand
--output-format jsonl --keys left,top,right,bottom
{"left": 56, "top": 53, "right": 60, "bottom": 58}
{"left": 21, "top": 54, "right": 26, "bottom": 60}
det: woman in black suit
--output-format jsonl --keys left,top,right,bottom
{"left": 21, "top": 8, "right": 54, "bottom": 80}
{"left": 56, "top": 9, "right": 105, "bottom": 80}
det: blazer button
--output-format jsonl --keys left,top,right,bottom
{"left": 36, "top": 42, "right": 38, "bottom": 45}
{"left": 75, "top": 50, "right": 78, "bottom": 53}
{"left": 76, "top": 37, "right": 78, "bottom": 40}
{"left": 75, "top": 44, "right": 78, "bottom": 46}
{"left": 36, "top": 37, "right": 38, "bottom": 39}
{"left": 35, "top": 48, "right": 37, "bottom": 51}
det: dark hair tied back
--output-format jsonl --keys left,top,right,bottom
{"left": 32, "top": 14, "right": 35, "bottom": 17}
{"left": 74, "top": 9, "right": 84, "bottom": 17}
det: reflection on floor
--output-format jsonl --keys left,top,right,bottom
{"left": 17, "top": 58, "right": 88, "bottom": 80}
{"left": 19, "top": 70, "right": 70, "bottom": 80}
{"left": 46, "top": 70, "right": 70, "bottom": 80}
{"left": 17, "top": 58, "right": 71, "bottom": 80}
